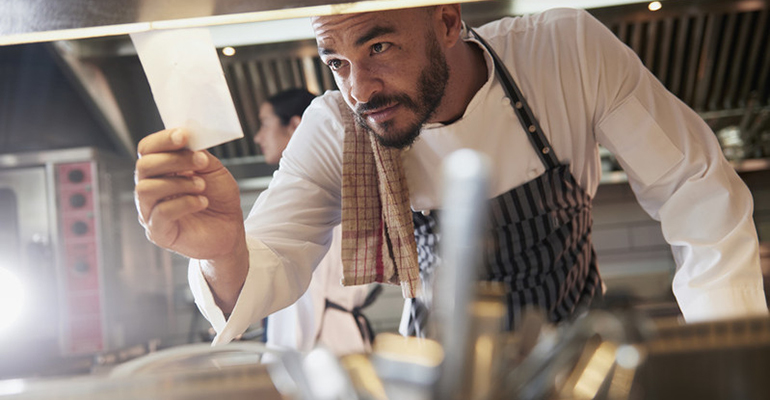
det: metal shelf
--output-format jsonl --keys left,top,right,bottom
{"left": 600, "top": 158, "right": 770, "bottom": 185}
{"left": 599, "top": 170, "right": 629, "bottom": 185}
{"left": 731, "top": 158, "right": 770, "bottom": 173}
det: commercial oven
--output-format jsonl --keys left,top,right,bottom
{"left": 0, "top": 147, "right": 174, "bottom": 378}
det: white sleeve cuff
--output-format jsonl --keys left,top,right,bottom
{"left": 188, "top": 237, "right": 288, "bottom": 346}
{"left": 187, "top": 258, "right": 227, "bottom": 338}
{"left": 677, "top": 284, "right": 769, "bottom": 323}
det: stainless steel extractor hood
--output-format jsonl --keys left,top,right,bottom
{"left": 2, "top": 0, "right": 656, "bottom": 47}
{"left": 3, "top": 0, "right": 767, "bottom": 169}
{"left": 2, "top": 0, "right": 489, "bottom": 46}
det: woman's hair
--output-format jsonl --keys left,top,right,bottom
{"left": 266, "top": 88, "right": 317, "bottom": 126}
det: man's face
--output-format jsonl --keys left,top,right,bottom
{"left": 312, "top": 8, "right": 449, "bottom": 149}
{"left": 254, "top": 102, "right": 293, "bottom": 165}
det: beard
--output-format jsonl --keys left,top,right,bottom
{"left": 353, "top": 31, "right": 450, "bottom": 149}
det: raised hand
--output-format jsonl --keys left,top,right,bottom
{"left": 134, "top": 128, "right": 245, "bottom": 262}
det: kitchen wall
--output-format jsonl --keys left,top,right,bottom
{"left": 592, "top": 183, "right": 678, "bottom": 307}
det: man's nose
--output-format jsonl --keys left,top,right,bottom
{"left": 349, "top": 64, "right": 382, "bottom": 105}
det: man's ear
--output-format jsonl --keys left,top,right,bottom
{"left": 287, "top": 115, "right": 302, "bottom": 135}
{"left": 435, "top": 4, "right": 463, "bottom": 48}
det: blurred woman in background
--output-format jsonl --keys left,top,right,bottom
{"left": 254, "top": 88, "right": 379, "bottom": 355}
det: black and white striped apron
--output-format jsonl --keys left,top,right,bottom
{"left": 404, "top": 29, "right": 602, "bottom": 336}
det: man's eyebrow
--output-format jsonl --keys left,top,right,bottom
{"left": 317, "top": 25, "right": 396, "bottom": 56}
{"left": 319, "top": 47, "right": 336, "bottom": 56}
{"left": 354, "top": 25, "right": 396, "bottom": 47}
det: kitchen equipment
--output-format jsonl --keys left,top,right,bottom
{"left": 0, "top": 147, "right": 174, "bottom": 378}
{"left": 717, "top": 125, "right": 745, "bottom": 161}
{"left": 432, "top": 149, "right": 491, "bottom": 400}
{"left": 637, "top": 316, "right": 770, "bottom": 400}
{"left": 0, "top": 344, "right": 283, "bottom": 400}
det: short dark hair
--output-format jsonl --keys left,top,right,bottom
{"left": 266, "top": 88, "right": 317, "bottom": 126}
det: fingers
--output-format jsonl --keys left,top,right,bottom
{"left": 144, "top": 195, "right": 209, "bottom": 248}
{"left": 135, "top": 150, "right": 210, "bottom": 181}
{"left": 133, "top": 128, "right": 222, "bottom": 248}
{"left": 135, "top": 175, "right": 206, "bottom": 224}
{"left": 135, "top": 128, "right": 213, "bottom": 181}
{"left": 137, "top": 128, "right": 189, "bottom": 157}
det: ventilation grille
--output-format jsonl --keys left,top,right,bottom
{"left": 211, "top": 40, "right": 337, "bottom": 160}
{"left": 596, "top": 1, "right": 770, "bottom": 116}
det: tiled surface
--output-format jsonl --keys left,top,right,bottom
{"left": 752, "top": 185, "right": 770, "bottom": 242}
{"left": 630, "top": 224, "right": 668, "bottom": 248}
{"left": 592, "top": 200, "right": 652, "bottom": 225}
{"left": 740, "top": 169, "right": 770, "bottom": 243}
{"left": 592, "top": 227, "right": 632, "bottom": 251}
{"left": 592, "top": 182, "right": 672, "bottom": 302}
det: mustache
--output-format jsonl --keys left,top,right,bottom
{"left": 354, "top": 93, "right": 419, "bottom": 116}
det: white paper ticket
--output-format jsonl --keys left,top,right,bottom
{"left": 130, "top": 28, "right": 244, "bottom": 151}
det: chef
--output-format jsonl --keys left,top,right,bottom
{"left": 134, "top": 5, "right": 768, "bottom": 344}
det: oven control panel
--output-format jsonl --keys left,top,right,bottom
{"left": 56, "top": 161, "right": 104, "bottom": 355}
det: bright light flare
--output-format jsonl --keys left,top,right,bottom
{"left": 648, "top": 1, "right": 662, "bottom": 11}
{"left": 222, "top": 46, "right": 236, "bottom": 56}
{"left": 0, "top": 267, "right": 25, "bottom": 333}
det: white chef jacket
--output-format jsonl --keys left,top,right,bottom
{"left": 265, "top": 225, "right": 373, "bottom": 355}
{"left": 190, "top": 8, "right": 768, "bottom": 345}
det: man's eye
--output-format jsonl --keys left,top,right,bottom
{"left": 327, "top": 59, "right": 344, "bottom": 71}
{"left": 371, "top": 43, "right": 391, "bottom": 54}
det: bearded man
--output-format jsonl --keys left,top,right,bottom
{"left": 134, "top": 5, "right": 767, "bottom": 345}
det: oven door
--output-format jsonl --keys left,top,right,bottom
{"left": 0, "top": 166, "right": 61, "bottom": 376}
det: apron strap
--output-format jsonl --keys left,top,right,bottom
{"left": 322, "top": 285, "right": 383, "bottom": 345}
{"left": 468, "top": 27, "right": 561, "bottom": 170}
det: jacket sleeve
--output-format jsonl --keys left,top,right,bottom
{"left": 188, "top": 93, "right": 347, "bottom": 344}
{"left": 567, "top": 9, "right": 768, "bottom": 321}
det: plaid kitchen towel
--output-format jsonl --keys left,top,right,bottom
{"left": 337, "top": 95, "right": 420, "bottom": 298}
